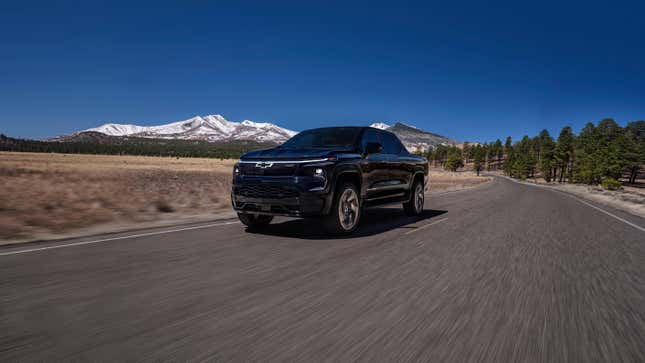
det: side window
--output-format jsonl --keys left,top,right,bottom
{"left": 381, "top": 132, "right": 402, "bottom": 154}
{"left": 393, "top": 136, "right": 407, "bottom": 154}
{"left": 361, "top": 129, "right": 382, "bottom": 152}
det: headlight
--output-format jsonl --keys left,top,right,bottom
{"left": 303, "top": 166, "right": 325, "bottom": 179}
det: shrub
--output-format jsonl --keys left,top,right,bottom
{"left": 155, "top": 200, "right": 175, "bottom": 213}
{"left": 601, "top": 177, "right": 621, "bottom": 191}
{"left": 443, "top": 153, "right": 464, "bottom": 172}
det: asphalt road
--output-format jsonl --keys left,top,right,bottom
{"left": 2, "top": 177, "right": 645, "bottom": 362}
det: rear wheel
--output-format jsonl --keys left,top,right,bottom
{"left": 403, "top": 179, "right": 424, "bottom": 216}
{"left": 237, "top": 213, "right": 273, "bottom": 229}
{"left": 323, "top": 182, "right": 361, "bottom": 234}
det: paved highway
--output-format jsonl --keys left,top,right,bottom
{"left": 1, "top": 177, "right": 645, "bottom": 362}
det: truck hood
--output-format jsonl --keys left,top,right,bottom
{"left": 240, "top": 147, "right": 352, "bottom": 161}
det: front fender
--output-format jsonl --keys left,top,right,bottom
{"left": 322, "top": 163, "right": 362, "bottom": 215}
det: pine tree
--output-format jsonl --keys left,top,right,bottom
{"left": 432, "top": 144, "right": 450, "bottom": 167}
{"left": 624, "top": 121, "right": 645, "bottom": 184}
{"left": 503, "top": 136, "right": 514, "bottom": 175}
{"left": 444, "top": 148, "right": 464, "bottom": 172}
{"left": 492, "top": 139, "right": 503, "bottom": 170}
{"left": 537, "top": 129, "right": 555, "bottom": 181}
{"left": 573, "top": 122, "right": 600, "bottom": 184}
{"left": 555, "top": 126, "right": 574, "bottom": 182}
{"left": 473, "top": 145, "right": 485, "bottom": 176}
{"left": 596, "top": 118, "right": 631, "bottom": 181}
{"left": 462, "top": 142, "right": 471, "bottom": 163}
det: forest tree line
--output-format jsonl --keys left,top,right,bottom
{"left": 426, "top": 119, "right": 645, "bottom": 188}
{"left": 0, "top": 134, "right": 274, "bottom": 160}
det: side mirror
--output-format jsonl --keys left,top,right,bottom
{"left": 365, "top": 142, "right": 383, "bottom": 155}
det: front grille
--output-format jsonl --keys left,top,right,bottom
{"left": 235, "top": 184, "right": 299, "bottom": 199}
{"left": 239, "top": 163, "right": 297, "bottom": 176}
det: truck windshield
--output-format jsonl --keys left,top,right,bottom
{"left": 281, "top": 127, "right": 362, "bottom": 149}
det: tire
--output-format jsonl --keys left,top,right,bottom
{"left": 403, "top": 179, "right": 424, "bottom": 216}
{"left": 323, "top": 182, "right": 361, "bottom": 235}
{"left": 237, "top": 213, "right": 273, "bottom": 229}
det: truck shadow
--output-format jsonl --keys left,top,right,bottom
{"left": 244, "top": 208, "right": 448, "bottom": 239}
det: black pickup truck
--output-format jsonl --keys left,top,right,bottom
{"left": 231, "top": 126, "right": 428, "bottom": 234}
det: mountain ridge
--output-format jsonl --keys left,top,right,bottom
{"left": 369, "top": 122, "right": 457, "bottom": 152}
{"left": 54, "top": 114, "right": 297, "bottom": 144}
{"left": 52, "top": 114, "right": 457, "bottom": 153}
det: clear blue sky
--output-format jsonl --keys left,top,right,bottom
{"left": 1, "top": 0, "right": 644, "bottom": 142}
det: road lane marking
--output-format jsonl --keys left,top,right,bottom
{"left": 0, "top": 221, "right": 240, "bottom": 257}
{"left": 551, "top": 190, "right": 645, "bottom": 233}
{"left": 428, "top": 179, "right": 493, "bottom": 197}
{"left": 500, "top": 176, "right": 645, "bottom": 234}
{"left": 405, "top": 217, "right": 448, "bottom": 235}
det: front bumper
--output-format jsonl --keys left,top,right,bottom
{"left": 231, "top": 176, "right": 331, "bottom": 217}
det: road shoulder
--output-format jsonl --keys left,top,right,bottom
{"left": 0, "top": 209, "right": 238, "bottom": 247}
{"left": 496, "top": 175, "right": 645, "bottom": 232}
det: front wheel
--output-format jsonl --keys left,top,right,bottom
{"left": 237, "top": 213, "right": 273, "bottom": 229}
{"left": 322, "top": 182, "right": 361, "bottom": 234}
{"left": 403, "top": 179, "right": 424, "bottom": 216}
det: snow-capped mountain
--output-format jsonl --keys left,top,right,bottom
{"left": 369, "top": 122, "right": 456, "bottom": 152}
{"left": 369, "top": 122, "right": 391, "bottom": 130}
{"left": 76, "top": 114, "right": 297, "bottom": 144}
{"left": 53, "top": 114, "right": 456, "bottom": 151}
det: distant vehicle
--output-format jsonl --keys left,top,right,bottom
{"left": 231, "top": 126, "right": 428, "bottom": 234}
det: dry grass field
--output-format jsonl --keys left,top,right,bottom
{"left": 427, "top": 168, "right": 491, "bottom": 191}
{"left": 0, "top": 152, "right": 490, "bottom": 242}
{"left": 0, "top": 152, "right": 234, "bottom": 241}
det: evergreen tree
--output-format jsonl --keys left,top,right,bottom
{"left": 473, "top": 145, "right": 485, "bottom": 176}
{"left": 431, "top": 144, "right": 450, "bottom": 167}
{"left": 444, "top": 148, "right": 464, "bottom": 172}
{"left": 595, "top": 118, "right": 631, "bottom": 181}
{"left": 624, "top": 121, "right": 645, "bottom": 184}
{"left": 537, "top": 129, "right": 556, "bottom": 181}
{"left": 503, "top": 136, "right": 514, "bottom": 175}
{"left": 462, "top": 142, "right": 471, "bottom": 163}
{"left": 485, "top": 142, "right": 495, "bottom": 170}
{"left": 572, "top": 122, "right": 600, "bottom": 184}
{"left": 509, "top": 136, "right": 536, "bottom": 179}
{"left": 554, "top": 126, "right": 574, "bottom": 182}
{"left": 492, "top": 139, "right": 503, "bottom": 170}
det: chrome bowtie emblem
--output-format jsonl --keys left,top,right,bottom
{"left": 255, "top": 162, "right": 274, "bottom": 168}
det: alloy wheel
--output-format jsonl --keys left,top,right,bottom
{"left": 339, "top": 188, "right": 359, "bottom": 230}
{"left": 415, "top": 183, "right": 424, "bottom": 213}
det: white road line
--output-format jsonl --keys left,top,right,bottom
{"left": 429, "top": 179, "right": 493, "bottom": 197}
{"left": 405, "top": 217, "right": 448, "bottom": 235}
{"left": 430, "top": 189, "right": 470, "bottom": 196}
{"left": 501, "top": 176, "right": 645, "bottom": 233}
{"left": 0, "top": 221, "right": 240, "bottom": 257}
{"left": 550, "top": 189, "right": 645, "bottom": 233}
